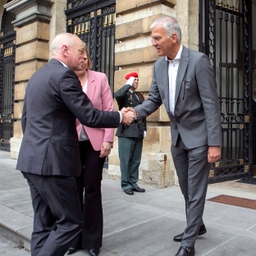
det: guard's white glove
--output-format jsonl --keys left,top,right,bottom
{"left": 126, "top": 76, "right": 135, "bottom": 86}
{"left": 143, "top": 131, "right": 147, "bottom": 138}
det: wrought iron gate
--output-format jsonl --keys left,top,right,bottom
{"left": 65, "top": 0, "right": 116, "bottom": 92}
{"left": 0, "top": 10, "right": 16, "bottom": 151}
{"left": 199, "top": 0, "right": 253, "bottom": 183}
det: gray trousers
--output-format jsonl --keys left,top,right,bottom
{"left": 171, "top": 136, "right": 210, "bottom": 247}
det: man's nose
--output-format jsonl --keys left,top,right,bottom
{"left": 151, "top": 39, "right": 157, "bottom": 46}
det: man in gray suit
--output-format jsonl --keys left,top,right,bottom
{"left": 16, "top": 33, "right": 134, "bottom": 256}
{"left": 134, "top": 17, "right": 222, "bottom": 256}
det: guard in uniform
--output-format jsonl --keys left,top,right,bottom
{"left": 114, "top": 72, "right": 147, "bottom": 195}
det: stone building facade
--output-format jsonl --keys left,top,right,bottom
{"left": 1, "top": 0, "right": 256, "bottom": 187}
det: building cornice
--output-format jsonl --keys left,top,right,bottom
{"left": 4, "top": 0, "right": 54, "bottom": 27}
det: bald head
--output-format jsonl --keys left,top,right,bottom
{"left": 50, "top": 33, "right": 76, "bottom": 55}
{"left": 50, "top": 33, "right": 86, "bottom": 71}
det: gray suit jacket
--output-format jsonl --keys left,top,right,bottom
{"left": 16, "top": 59, "right": 120, "bottom": 177}
{"left": 135, "top": 46, "right": 222, "bottom": 149}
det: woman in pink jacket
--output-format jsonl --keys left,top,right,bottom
{"left": 67, "top": 44, "right": 114, "bottom": 256}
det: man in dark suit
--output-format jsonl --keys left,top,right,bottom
{"left": 134, "top": 17, "right": 222, "bottom": 256}
{"left": 16, "top": 33, "right": 134, "bottom": 256}
{"left": 115, "top": 72, "right": 147, "bottom": 195}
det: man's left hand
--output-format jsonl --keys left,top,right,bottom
{"left": 208, "top": 146, "right": 221, "bottom": 163}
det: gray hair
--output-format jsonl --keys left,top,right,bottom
{"left": 150, "top": 16, "right": 182, "bottom": 43}
{"left": 50, "top": 33, "right": 76, "bottom": 54}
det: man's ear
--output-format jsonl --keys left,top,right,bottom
{"left": 62, "top": 45, "right": 69, "bottom": 57}
{"left": 171, "top": 34, "right": 178, "bottom": 43}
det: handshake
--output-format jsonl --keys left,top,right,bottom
{"left": 120, "top": 107, "right": 137, "bottom": 125}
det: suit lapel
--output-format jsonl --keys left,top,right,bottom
{"left": 161, "top": 60, "right": 170, "bottom": 110}
{"left": 86, "top": 70, "right": 96, "bottom": 101}
{"left": 176, "top": 46, "right": 189, "bottom": 104}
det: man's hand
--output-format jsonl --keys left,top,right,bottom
{"left": 208, "top": 146, "right": 221, "bottom": 163}
{"left": 121, "top": 107, "right": 135, "bottom": 125}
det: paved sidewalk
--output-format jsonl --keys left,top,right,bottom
{"left": 1, "top": 150, "right": 256, "bottom": 256}
{"left": 0, "top": 233, "right": 29, "bottom": 256}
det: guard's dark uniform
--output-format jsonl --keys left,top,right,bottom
{"left": 115, "top": 83, "right": 147, "bottom": 191}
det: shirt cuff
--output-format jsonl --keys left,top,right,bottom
{"left": 118, "top": 111, "right": 122, "bottom": 123}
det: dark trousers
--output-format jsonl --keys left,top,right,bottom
{"left": 118, "top": 137, "right": 143, "bottom": 191}
{"left": 22, "top": 172, "right": 83, "bottom": 256}
{"left": 71, "top": 140, "right": 105, "bottom": 249}
{"left": 171, "top": 136, "right": 210, "bottom": 247}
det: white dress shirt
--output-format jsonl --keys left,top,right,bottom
{"left": 166, "top": 45, "right": 183, "bottom": 116}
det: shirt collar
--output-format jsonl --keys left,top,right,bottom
{"left": 56, "top": 59, "right": 68, "bottom": 68}
{"left": 165, "top": 44, "right": 183, "bottom": 62}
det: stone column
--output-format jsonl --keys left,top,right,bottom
{"left": 4, "top": 0, "right": 53, "bottom": 158}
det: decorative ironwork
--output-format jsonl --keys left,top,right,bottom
{"left": 66, "top": 0, "right": 116, "bottom": 92}
{"left": 0, "top": 9, "right": 16, "bottom": 151}
{"left": 217, "top": 0, "right": 240, "bottom": 11}
{"left": 67, "top": 0, "right": 94, "bottom": 9}
{"left": 209, "top": 169, "right": 215, "bottom": 178}
{"left": 244, "top": 165, "right": 249, "bottom": 172}
{"left": 200, "top": 0, "right": 252, "bottom": 183}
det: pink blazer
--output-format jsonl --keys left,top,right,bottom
{"left": 76, "top": 70, "right": 114, "bottom": 151}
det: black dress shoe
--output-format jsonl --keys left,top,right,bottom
{"left": 67, "top": 247, "right": 78, "bottom": 255}
{"left": 132, "top": 187, "right": 145, "bottom": 192}
{"left": 88, "top": 248, "right": 100, "bottom": 256}
{"left": 175, "top": 246, "right": 195, "bottom": 256}
{"left": 173, "top": 224, "right": 207, "bottom": 242}
{"left": 124, "top": 188, "right": 134, "bottom": 195}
